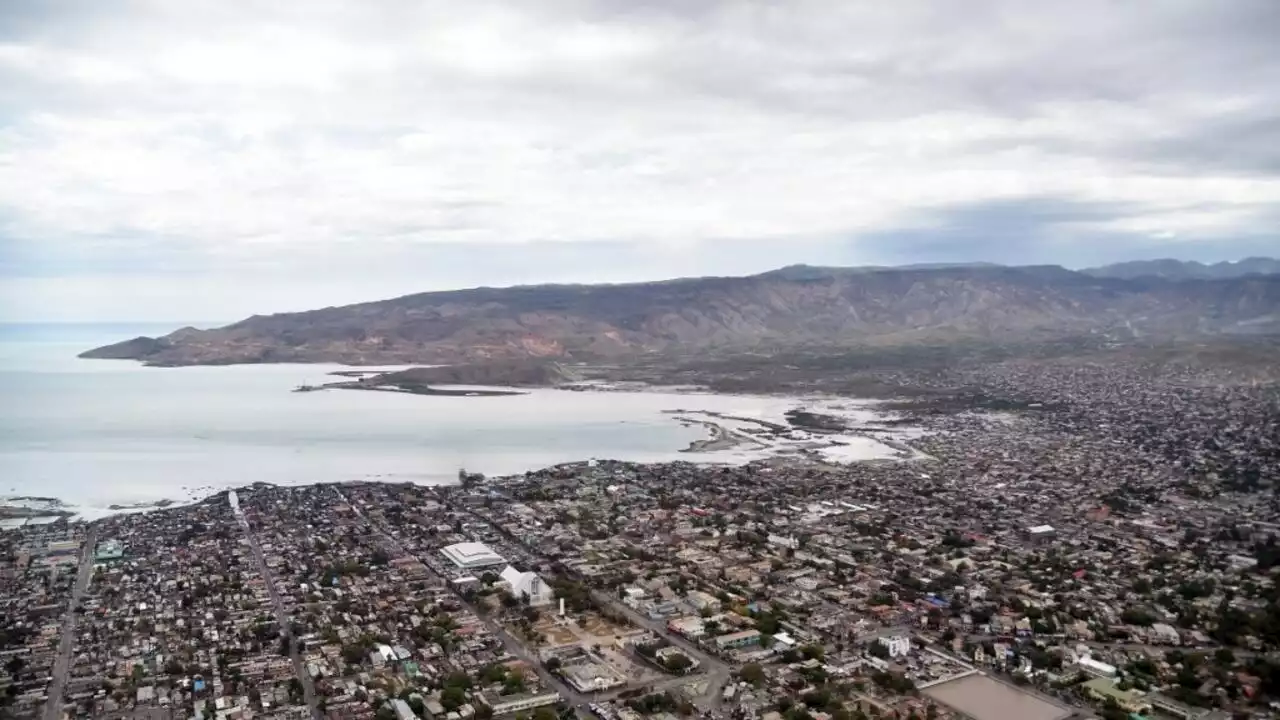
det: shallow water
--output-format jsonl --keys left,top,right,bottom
{"left": 0, "top": 324, "right": 899, "bottom": 514}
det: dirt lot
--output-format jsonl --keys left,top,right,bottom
{"left": 582, "top": 614, "right": 628, "bottom": 638}
{"left": 923, "top": 674, "right": 1072, "bottom": 720}
{"left": 533, "top": 619, "right": 578, "bottom": 647}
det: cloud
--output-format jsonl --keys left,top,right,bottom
{"left": 0, "top": 0, "right": 1278, "bottom": 319}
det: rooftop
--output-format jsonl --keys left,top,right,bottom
{"left": 440, "top": 542, "right": 505, "bottom": 568}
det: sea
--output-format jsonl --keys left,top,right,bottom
{"left": 0, "top": 323, "right": 897, "bottom": 519}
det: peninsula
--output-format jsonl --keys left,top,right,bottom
{"left": 78, "top": 263, "right": 1280, "bottom": 369}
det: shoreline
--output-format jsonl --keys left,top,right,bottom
{"left": 295, "top": 381, "right": 525, "bottom": 397}
{"left": 3, "top": 359, "right": 927, "bottom": 523}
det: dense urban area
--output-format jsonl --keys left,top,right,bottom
{"left": 3, "top": 346, "right": 1279, "bottom": 720}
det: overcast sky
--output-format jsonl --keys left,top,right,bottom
{"left": 2, "top": 0, "right": 1279, "bottom": 321}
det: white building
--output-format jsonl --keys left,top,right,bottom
{"left": 1027, "top": 525, "right": 1056, "bottom": 543}
{"left": 480, "top": 691, "right": 560, "bottom": 715}
{"left": 768, "top": 534, "right": 800, "bottom": 550}
{"left": 440, "top": 542, "right": 506, "bottom": 570}
{"left": 500, "top": 565, "right": 554, "bottom": 606}
{"left": 878, "top": 635, "right": 912, "bottom": 658}
{"left": 391, "top": 699, "right": 416, "bottom": 720}
{"left": 1077, "top": 655, "right": 1117, "bottom": 678}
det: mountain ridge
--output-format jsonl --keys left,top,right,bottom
{"left": 80, "top": 263, "right": 1280, "bottom": 367}
{"left": 1082, "top": 256, "right": 1280, "bottom": 280}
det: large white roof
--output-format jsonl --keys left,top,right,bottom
{"left": 441, "top": 542, "right": 505, "bottom": 568}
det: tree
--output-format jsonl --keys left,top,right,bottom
{"left": 503, "top": 670, "right": 527, "bottom": 695}
{"left": 532, "top": 708, "right": 558, "bottom": 720}
{"left": 5, "top": 657, "right": 25, "bottom": 675}
{"left": 740, "top": 663, "right": 765, "bottom": 686}
{"left": 663, "top": 653, "right": 694, "bottom": 674}
{"left": 441, "top": 686, "right": 467, "bottom": 711}
{"left": 800, "top": 644, "right": 825, "bottom": 661}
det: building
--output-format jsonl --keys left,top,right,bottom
{"left": 1077, "top": 655, "right": 1117, "bottom": 678}
{"left": 478, "top": 691, "right": 561, "bottom": 716}
{"left": 668, "top": 617, "right": 706, "bottom": 639}
{"left": 686, "top": 590, "right": 721, "bottom": 612}
{"left": 878, "top": 635, "right": 912, "bottom": 658}
{"left": 453, "top": 575, "right": 481, "bottom": 592}
{"left": 440, "top": 542, "right": 506, "bottom": 570}
{"left": 714, "top": 630, "right": 762, "bottom": 650}
{"left": 391, "top": 698, "right": 417, "bottom": 720}
{"left": 499, "top": 565, "right": 554, "bottom": 606}
{"left": 560, "top": 657, "right": 627, "bottom": 693}
{"left": 1083, "top": 677, "right": 1148, "bottom": 714}
{"left": 1027, "top": 525, "right": 1056, "bottom": 543}
{"left": 95, "top": 539, "right": 124, "bottom": 562}
{"left": 768, "top": 534, "right": 800, "bottom": 550}
{"left": 1148, "top": 692, "right": 1231, "bottom": 720}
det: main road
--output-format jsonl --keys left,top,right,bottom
{"left": 331, "top": 487, "right": 594, "bottom": 718}
{"left": 43, "top": 527, "right": 98, "bottom": 720}
{"left": 234, "top": 500, "right": 321, "bottom": 719}
{"left": 445, "top": 498, "right": 733, "bottom": 710}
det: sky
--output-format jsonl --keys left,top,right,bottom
{"left": 1, "top": 1, "right": 1278, "bottom": 321}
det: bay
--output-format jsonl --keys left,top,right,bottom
{"left": 0, "top": 324, "right": 899, "bottom": 517}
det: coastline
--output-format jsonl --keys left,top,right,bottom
{"left": 5, "top": 343, "right": 927, "bottom": 522}
{"left": 2, "top": 392, "right": 926, "bottom": 525}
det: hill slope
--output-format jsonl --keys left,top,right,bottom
{"left": 81, "top": 265, "right": 1280, "bottom": 366}
{"left": 1083, "top": 257, "right": 1280, "bottom": 280}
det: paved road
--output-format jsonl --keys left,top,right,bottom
{"left": 331, "top": 487, "right": 594, "bottom": 717}
{"left": 589, "top": 590, "right": 732, "bottom": 709}
{"left": 44, "top": 527, "right": 98, "bottom": 720}
{"left": 235, "top": 506, "right": 321, "bottom": 719}
{"left": 446, "top": 499, "right": 733, "bottom": 710}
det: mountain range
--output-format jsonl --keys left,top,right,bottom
{"left": 1082, "top": 256, "right": 1280, "bottom": 280}
{"left": 81, "top": 261, "right": 1280, "bottom": 367}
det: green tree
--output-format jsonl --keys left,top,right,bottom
{"left": 740, "top": 663, "right": 765, "bottom": 686}
{"left": 663, "top": 653, "right": 694, "bottom": 674}
{"left": 441, "top": 686, "right": 467, "bottom": 711}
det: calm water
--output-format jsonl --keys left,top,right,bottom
{"left": 0, "top": 323, "right": 847, "bottom": 514}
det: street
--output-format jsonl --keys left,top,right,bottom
{"left": 330, "top": 487, "right": 595, "bottom": 717}
{"left": 235, "top": 504, "right": 322, "bottom": 719}
{"left": 446, "top": 498, "right": 732, "bottom": 710}
{"left": 43, "top": 527, "right": 98, "bottom": 720}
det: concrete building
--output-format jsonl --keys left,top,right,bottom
{"left": 714, "top": 629, "right": 762, "bottom": 650}
{"left": 668, "top": 616, "right": 706, "bottom": 639}
{"left": 878, "top": 634, "right": 912, "bottom": 658}
{"left": 768, "top": 534, "right": 800, "bottom": 550}
{"left": 391, "top": 698, "right": 417, "bottom": 720}
{"left": 478, "top": 690, "right": 560, "bottom": 716}
{"left": 499, "top": 565, "right": 553, "bottom": 606}
{"left": 1077, "top": 655, "right": 1117, "bottom": 678}
{"left": 440, "top": 542, "right": 506, "bottom": 570}
{"left": 94, "top": 539, "right": 124, "bottom": 562}
{"left": 560, "top": 657, "right": 627, "bottom": 693}
{"left": 1027, "top": 524, "right": 1056, "bottom": 543}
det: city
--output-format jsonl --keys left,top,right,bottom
{"left": 3, "top": 352, "right": 1276, "bottom": 720}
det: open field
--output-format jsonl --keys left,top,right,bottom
{"left": 923, "top": 674, "right": 1072, "bottom": 720}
